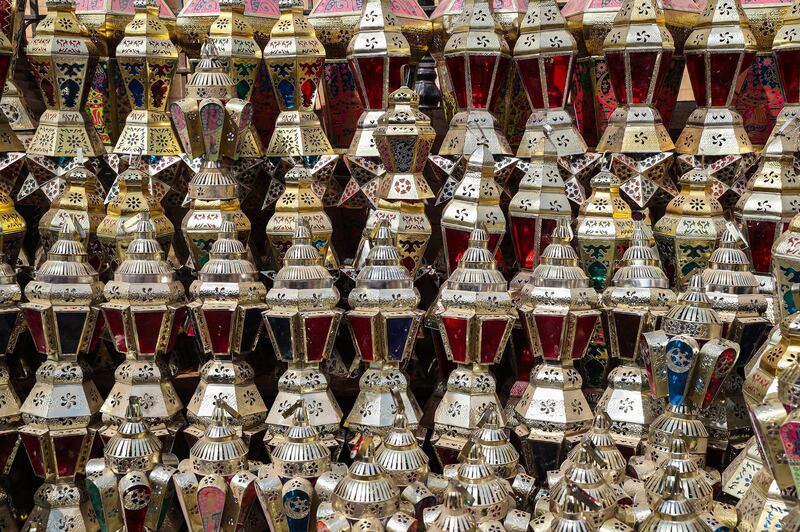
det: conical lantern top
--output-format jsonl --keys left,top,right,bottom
{"left": 662, "top": 274, "right": 724, "bottom": 340}
{"left": 644, "top": 431, "right": 714, "bottom": 512}
{"left": 189, "top": 400, "right": 249, "bottom": 476}
{"left": 332, "top": 437, "right": 402, "bottom": 520}
{"left": 609, "top": 220, "right": 671, "bottom": 289}
{"left": 531, "top": 220, "right": 594, "bottom": 290}
{"left": 566, "top": 414, "right": 626, "bottom": 482}
{"left": 103, "top": 397, "right": 163, "bottom": 475}
{"left": 110, "top": 216, "right": 177, "bottom": 283}
{"left": 452, "top": 443, "right": 510, "bottom": 518}
{"left": 430, "top": 481, "right": 477, "bottom": 532}
{"left": 471, "top": 405, "right": 520, "bottom": 480}
{"left": 192, "top": 220, "right": 261, "bottom": 288}
{"left": 186, "top": 41, "right": 236, "bottom": 101}
{"left": 443, "top": 228, "right": 508, "bottom": 293}
{"left": 271, "top": 222, "right": 336, "bottom": 292}
{"left": 270, "top": 400, "right": 330, "bottom": 479}
{"left": 375, "top": 407, "right": 430, "bottom": 486}
{"left": 701, "top": 225, "right": 763, "bottom": 299}
{"left": 640, "top": 466, "right": 710, "bottom": 530}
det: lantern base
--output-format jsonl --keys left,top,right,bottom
{"left": 266, "top": 111, "right": 335, "bottom": 158}
{"left": 265, "top": 366, "right": 343, "bottom": 438}
{"left": 27, "top": 109, "right": 106, "bottom": 157}
{"left": 114, "top": 110, "right": 183, "bottom": 156}
{"left": 23, "top": 482, "right": 100, "bottom": 532}
{"left": 721, "top": 436, "right": 763, "bottom": 503}
{"left": 516, "top": 109, "right": 587, "bottom": 159}
{"left": 593, "top": 361, "right": 655, "bottom": 453}
{"left": 344, "top": 364, "right": 423, "bottom": 436}
{"left": 430, "top": 154, "right": 517, "bottom": 205}
{"left": 736, "top": 468, "right": 796, "bottom": 532}
{"left": 645, "top": 403, "right": 708, "bottom": 467}
{"left": 438, "top": 110, "right": 512, "bottom": 158}
{"left": 433, "top": 365, "right": 506, "bottom": 440}
{"left": 675, "top": 107, "right": 753, "bottom": 157}
{"left": 596, "top": 104, "right": 674, "bottom": 154}
{"left": 181, "top": 198, "right": 251, "bottom": 268}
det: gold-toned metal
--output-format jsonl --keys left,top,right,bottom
{"left": 770, "top": 190, "right": 800, "bottom": 319}
{"left": 185, "top": 220, "right": 267, "bottom": 450}
{"left": 431, "top": 227, "right": 516, "bottom": 465}
{"left": 514, "top": 220, "right": 599, "bottom": 480}
{"left": 0, "top": 29, "right": 21, "bottom": 157}
{"left": 742, "top": 0, "right": 794, "bottom": 53}
{"left": 19, "top": 221, "right": 105, "bottom": 532}
{"left": 345, "top": 223, "right": 424, "bottom": 435}
{"left": 0, "top": 175, "right": 26, "bottom": 266}
{"left": 353, "top": 86, "right": 434, "bottom": 277}
{"left": 177, "top": 0, "right": 278, "bottom": 58}
{"left": 639, "top": 466, "right": 728, "bottom": 532}
{"left": 653, "top": 167, "right": 728, "bottom": 289}
{"left": 779, "top": 364, "right": 800, "bottom": 494}
{"left": 170, "top": 41, "right": 253, "bottom": 268}
{"left": 564, "top": 414, "right": 626, "bottom": 483}
{"left": 26, "top": 0, "right": 105, "bottom": 158}
{"left": 427, "top": 481, "right": 478, "bottom": 532}
{"left": 531, "top": 480, "right": 633, "bottom": 532}
{"left": 263, "top": 223, "right": 344, "bottom": 439}
{"left": 469, "top": 405, "right": 525, "bottom": 482}
{"left": 735, "top": 467, "right": 796, "bottom": 531}
{"left": 86, "top": 398, "right": 178, "bottom": 532}
{"left": 721, "top": 436, "right": 764, "bottom": 502}
{"left": 99, "top": 217, "right": 186, "bottom": 449}
{"left": 598, "top": 221, "right": 676, "bottom": 451}
{"left": 374, "top": 408, "right": 430, "bottom": 487}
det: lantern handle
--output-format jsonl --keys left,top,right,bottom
{"left": 579, "top": 436, "right": 607, "bottom": 468}
{"left": 214, "top": 398, "right": 241, "bottom": 420}
{"left": 390, "top": 387, "right": 406, "bottom": 417}
{"left": 565, "top": 480, "right": 601, "bottom": 511}
{"left": 282, "top": 398, "right": 306, "bottom": 419}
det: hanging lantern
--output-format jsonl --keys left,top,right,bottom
{"left": 345, "top": 222, "right": 424, "bottom": 436}
{"left": 598, "top": 221, "right": 676, "bottom": 453}
{"left": 514, "top": 220, "right": 599, "bottom": 480}
{"left": 177, "top": 0, "right": 278, "bottom": 58}
{"left": 19, "top": 221, "right": 105, "bottom": 531}
{"left": 769, "top": 165, "right": 800, "bottom": 319}
{"left": 185, "top": 220, "right": 267, "bottom": 450}
{"left": 262, "top": 223, "right": 343, "bottom": 440}
{"left": 100, "top": 217, "right": 186, "bottom": 449}
{"left": 374, "top": 408, "right": 431, "bottom": 489}
{"left": 86, "top": 398, "right": 179, "bottom": 532}
{"left": 653, "top": 167, "right": 727, "bottom": 289}
{"left": 432, "top": 228, "right": 516, "bottom": 465}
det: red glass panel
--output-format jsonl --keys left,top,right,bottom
{"left": 685, "top": 53, "right": 707, "bottom": 106}
{"left": 21, "top": 433, "right": 46, "bottom": 477}
{"left": 516, "top": 57, "right": 544, "bottom": 109}
{"left": 53, "top": 434, "right": 85, "bottom": 478}
{"left": 167, "top": 306, "right": 188, "bottom": 352}
{"left": 628, "top": 51, "right": 658, "bottom": 104}
{"left": 354, "top": 56, "right": 385, "bottom": 110}
{"left": 487, "top": 233, "right": 502, "bottom": 257}
{"left": 90, "top": 312, "right": 105, "bottom": 353}
{"left": 349, "top": 316, "right": 375, "bottom": 362}
{"left": 305, "top": 315, "right": 334, "bottom": 362}
{"left": 479, "top": 318, "right": 509, "bottom": 364}
{"left": 443, "top": 227, "right": 471, "bottom": 274}
{"left": 388, "top": 56, "right": 409, "bottom": 98}
{"left": 747, "top": 220, "right": 778, "bottom": 274}
{"left": 445, "top": 56, "right": 468, "bottom": 109}
{"left": 122, "top": 485, "right": 150, "bottom": 531}
{"left": 612, "top": 311, "right": 644, "bottom": 360}
{"left": 469, "top": 55, "right": 498, "bottom": 109}
{"left": 134, "top": 311, "right": 165, "bottom": 355}
{"left": 605, "top": 51, "right": 628, "bottom": 105}
{"left": 511, "top": 216, "right": 537, "bottom": 270}
{"left": 441, "top": 316, "right": 469, "bottom": 363}
{"left": 653, "top": 51, "right": 673, "bottom": 101}
{"left": 571, "top": 314, "right": 598, "bottom": 360}
{"left": 488, "top": 55, "right": 511, "bottom": 109}
{"left": 543, "top": 54, "right": 572, "bottom": 108}
{"left": 23, "top": 309, "right": 47, "bottom": 354}
{"left": 776, "top": 48, "right": 800, "bottom": 103}
{"left": 533, "top": 314, "right": 565, "bottom": 360}
{"left": 237, "top": 482, "right": 259, "bottom": 528}
{"left": 709, "top": 51, "right": 747, "bottom": 106}
{"left": 512, "top": 327, "right": 534, "bottom": 381}
{"left": 702, "top": 347, "right": 738, "bottom": 408}
{"left": 203, "top": 309, "right": 234, "bottom": 354}
{"left": 197, "top": 485, "right": 226, "bottom": 532}
{"left": 103, "top": 308, "right": 127, "bottom": 353}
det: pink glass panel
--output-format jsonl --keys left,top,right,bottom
{"left": 515, "top": 57, "right": 545, "bottom": 109}
{"left": 533, "top": 314, "right": 565, "bottom": 360}
{"left": 709, "top": 52, "right": 747, "bottom": 106}
{"left": 511, "top": 216, "right": 537, "bottom": 270}
{"left": 479, "top": 318, "right": 508, "bottom": 364}
{"left": 443, "top": 227, "right": 471, "bottom": 273}
{"left": 605, "top": 51, "right": 628, "bottom": 104}
{"left": 445, "top": 56, "right": 468, "bottom": 109}
{"left": 354, "top": 57, "right": 385, "bottom": 110}
{"left": 685, "top": 53, "right": 707, "bottom": 106}
{"left": 543, "top": 54, "right": 572, "bottom": 108}
{"left": 53, "top": 434, "right": 85, "bottom": 478}
{"left": 102, "top": 308, "right": 128, "bottom": 353}
{"left": 23, "top": 309, "right": 47, "bottom": 354}
{"left": 571, "top": 314, "right": 598, "bottom": 360}
{"left": 776, "top": 48, "right": 800, "bottom": 103}
{"left": 305, "top": 315, "right": 334, "bottom": 362}
{"left": 203, "top": 309, "right": 234, "bottom": 354}
{"left": 134, "top": 311, "right": 165, "bottom": 355}
{"left": 442, "top": 316, "right": 469, "bottom": 363}
{"left": 469, "top": 55, "right": 498, "bottom": 109}
{"left": 21, "top": 433, "right": 45, "bottom": 477}
{"left": 349, "top": 316, "right": 375, "bottom": 362}
{"left": 746, "top": 220, "right": 778, "bottom": 274}
{"left": 197, "top": 485, "right": 226, "bottom": 532}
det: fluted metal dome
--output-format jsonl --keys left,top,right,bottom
{"left": 606, "top": 220, "right": 674, "bottom": 294}
{"left": 189, "top": 402, "right": 249, "bottom": 476}
{"left": 549, "top": 443, "right": 618, "bottom": 528}
{"left": 640, "top": 467, "right": 710, "bottom": 532}
{"left": 332, "top": 439, "right": 401, "bottom": 520}
{"left": 452, "top": 444, "right": 510, "bottom": 520}
{"left": 566, "top": 414, "right": 625, "bottom": 483}
{"left": 661, "top": 274, "right": 723, "bottom": 341}
{"left": 186, "top": 41, "right": 236, "bottom": 100}
{"left": 103, "top": 398, "right": 162, "bottom": 475}
{"left": 270, "top": 401, "right": 330, "bottom": 479}
{"left": 442, "top": 228, "right": 508, "bottom": 292}
{"left": 429, "top": 481, "right": 477, "bottom": 532}
{"left": 374, "top": 411, "right": 429, "bottom": 486}
{"left": 471, "top": 406, "right": 519, "bottom": 480}
{"left": 268, "top": 223, "right": 339, "bottom": 304}
{"left": 644, "top": 432, "right": 714, "bottom": 512}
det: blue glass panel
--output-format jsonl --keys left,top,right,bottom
{"left": 665, "top": 337, "right": 695, "bottom": 406}
{"left": 386, "top": 317, "right": 413, "bottom": 361}
{"left": 267, "top": 316, "right": 293, "bottom": 361}
{"left": 278, "top": 79, "right": 295, "bottom": 109}
{"left": 283, "top": 488, "right": 311, "bottom": 532}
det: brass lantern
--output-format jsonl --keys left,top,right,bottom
{"left": 597, "top": 0, "right": 676, "bottom": 212}
{"left": 177, "top": 0, "right": 278, "bottom": 58}
{"left": 721, "top": 436, "right": 763, "bottom": 502}
{"left": 531, "top": 481, "right": 633, "bottom": 532}
{"left": 736, "top": 466, "right": 796, "bottom": 532}
{"left": 345, "top": 222, "right": 424, "bottom": 436}
{"left": 96, "top": 165, "right": 175, "bottom": 269}
{"left": 575, "top": 168, "right": 635, "bottom": 290}
{"left": 432, "top": 227, "right": 516, "bottom": 465}
{"left": 100, "top": 217, "right": 187, "bottom": 449}
{"left": 427, "top": 481, "right": 478, "bottom": 532}
{"left": 563, "top": 413, "right": 626, "bottom": 483}
{"left": 170, "top": 41, "right": 254, "bottom": 268}
{"left": 262, "top": 223, "right": 343, "bottom": 439}
{"left": 374, "top": 408, "right": 431, "bottom": 489}
{"left": 514, "top": 220, "right": 600, "bottom": 480}
{"left": 356, "top": 86, "right": 435, "bottom": 276}
{"left": 186, "top": 220, "right": 268, "bottom": 449}
{"left": 341, "top": 0, "right": 411, "bottom": 209}
{"left": 653, "top": 167, "right": 727, "bottom": 289}
{"left": 26, "top": 0, "right": 105, "bottom": 158}
{"left": 440, "top": 146, "right": 506, "bottom": 277}
{"left": 19, "top": 221, "right": 105, "bottom": 531}
{"left": 675, "top": 0, "right": 758, "bottom": 206}
{"left": 773, "top": 1, "right": 800, "bottom": 136}
{"left": 86, "top": 398, "right": 178, "bottom": 532}
{"left": 598, "top": 221, "right": 676, "bottom": 452}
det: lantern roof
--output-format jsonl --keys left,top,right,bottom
{"left": 270, "top": 400, "right": 330, "bottom": 478}
{"left": 28, "top": 221, "right": 103, "bottom": 297}
{"left": 347, "top": 0, "right": 410, "bottom": 59}
{"left": 531, "top": 220, "right": 594, "bottom": 289}
{"left": 684, "top": 0, "right": 756, "bottom": 52}
{"left": 430, "top": 481, "right": 477, "bottom": 532}
{"left": 662, "top": 274, "right": 723, "bottom": 339}
{"left": 189, "top": 401, "right": 249, "bottom": 476}
{"left": 514, "top": 0, "right": 577, "bottom": 58}
{"left": 603, "top": 0, "right": 674, "bottom": 52}
{"left": 186, "top": 41, "right": 236, "bottom": 101}
{"left": 103, "top": 397, "right": 162, "bottom": 475}
{"left": 444, "top": 0, "right": 511, "bottom": 56}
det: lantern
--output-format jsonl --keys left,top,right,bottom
{"left": 262, "top": 223, "right": 343, "bottom": 439}
{"left": 773, "top": 1, "right": 800, "bottom": 136}
{"left": 374, "top": 408, "right": 431, "bottom": 489}
{"left": 432, "top": 228, "right": 516, "bottom": 465}
{"left": 653, "top": 167, "right": 727, "bottom": 289}
{"left": 563, "top": 413, "right": 626, "bottom": 482}
{"left": 514, "top": 220, "right": 599, "bottom": 480}
{"left": 100, "top": 217, "right": 187, "bottom": 449}
{"left": 639, "top": 466, "right": 729, "bottom": 531}
{"left": 598, "top": 221, "right": 676, "bottom": 452}
{"left": 721, "top": 437, "right": 764, "bottom": 502}
{"left": 427, "top": 482, "right": 478, "bottom": 532}
{"left": 470, "top": 405, "right": 524, "bottom": 481}
{"left": 186, "top": 220, "right": 267, "bottom": 450}
{"left": 177, "top": 0, "right": 278, "bottom": 58}
{"left": 780, "top": 365, "right": 800, "bottom": 495}
{"left": 735, "top": 467, "right": 795, "bottom": 531}
{"left": 19, "top": 221, "right": 105, "bottom": 531}
{"left": 532, "top": 481, "right": 633, "bottom": 532}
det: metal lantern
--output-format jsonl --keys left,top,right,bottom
{"left": 598, "top": 221, "right": 676, "bottom": 452}
{"left": 563, "top": 413, "right": 626, "bottom": 483}
{"left": 653, "top": 167, "right": 727, "bottom": 289}
{"left": 432, "top": 227, "right": 516, "bottom": 465}
{"left": 186, "top": 220, "right": 268, "bottom": 449}
{"left": 675, "top": 0, "right": 758, "bottom": 206}
{"left": 342, "top": 0, "right": 411, "bottom": 209}
{"left": 575, "top": 168, "right": 634, "bottom": 290}
{"left": 514, "top": 220, "right": 600, "bottom": 480}
{"left": 374, "top": 408, "right": 431, "bottom": 488}
{"left": 773, "top": 2, "right": 800, "bottom": 136}
{"left": 345, "top": 222, "right": 424, "bottom": 436}
{"left": 440, "top": 146, "right": 506, "bottom": 276}
{"left": 100, "top": 218, "right": 187, "bottom": 449}
{"left": 173, "top": 401, "right": 269, "bottom": 531}
{"left": 597, "top": 0, "right": 676, "bottom": 211}
{"left": 356, "top": 86, "right": 435, "bottom": 276}
{"left": 721, "top": 436, "right": 764, "bottom": 502}
{"left": 19, "top": 221, "right": 105, "bottom": 531}
{"left": 427, "top": 481, "right": 478, "bottom": 532}
{"left": 86, "top": 398, "right": 178, "bottom": 532}
{"left": 26, "top": 0, "right": 105, "bottom": 158}
{"left": 531, "top": 481, "right": 633, "bottom": 532}
{"left": 735, "top": 467, "right": 796, "bottom": 531}
{"left": 177, "top": 0, "right": 278, "bottom": 58}
{"left": 170, "top": 41, "right": 254, "bottom": 268}
{"left": 96, "top": 165, "right": 175, "bottom": 269}
{"left": 771, "top": 199, "right": 800, "bottom": 320}
{"left": 262, "top": 223, "right": 343, "bottom": 439}
{"left": 470, "top": 405, "right": 525, "bottom": 482}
